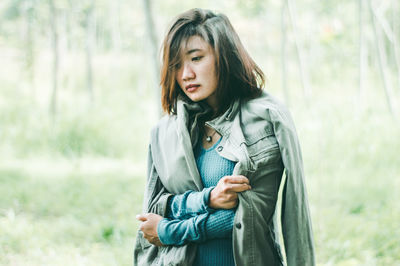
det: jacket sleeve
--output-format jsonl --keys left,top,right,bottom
{"left": 142, "top": 143, "right": 172, "bottom": 216}
{"left": 270, "top": 108, "right": 316, "bottom": 266}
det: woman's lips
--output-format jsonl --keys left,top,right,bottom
{"left": 186, "top": 84, "right": 200, "bottom": 92}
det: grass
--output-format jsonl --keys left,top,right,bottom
{"left": 1, "top": 93, "right": 398, "bottom": 265}
{"left": 294, "top": 86, "right": 400, "bottom": 265}
{"left": 0, "top": 161, "right": 145, "bottom": 266}
{"left": 0, "top": 48, "right": 399, "bottom": 265}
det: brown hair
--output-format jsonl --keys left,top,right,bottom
{"left": 160, "top": 8, "right": 265, "bottom": 115}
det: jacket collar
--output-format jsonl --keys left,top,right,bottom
{"left": 206, "top": 98, "right": 240, "bottom": 136}
{"left": 176, "top": 95, "right": 241, "bottom": 142}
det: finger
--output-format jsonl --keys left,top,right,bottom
{"left": 224, "top": 175, "right": 250, "bottom": 185}
{"left": 226, "top": 198, "right": 239, "bottom": 208}
{"left": 226, "top": 193, "right": 238, "bottom": 201}
{"left": 136, "top": 214, "right": 147, "bottom": 222}
{"left": 224, "top": 183, "right": 252, "bottom": 193}
{"left": 148, "top": 236, "right": 157, "bottom": 244}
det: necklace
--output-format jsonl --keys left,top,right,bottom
{"left": 205, "top": 128, "right": 217, "bottom": 142}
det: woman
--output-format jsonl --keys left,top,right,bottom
{"left": 134, "top": 8, "right": 315, "bottom": 266}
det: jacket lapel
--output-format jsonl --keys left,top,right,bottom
{"left": 176, "top": 101, "right": 204, "bottom": 191}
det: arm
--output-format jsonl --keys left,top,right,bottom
{"left": 157, "top": 209, "right": 235, "bottom": 246}
{"left": 139, "top": 175, "right": 251, "bottom": 246}
{"left": 158, "top": 175, "right": 251, "bottom": 244}
{"left": 165, "top": 174, "right": 252, "bottom": 219}
{"left": 165, "top": 187, "right": 215, "bottom": 220}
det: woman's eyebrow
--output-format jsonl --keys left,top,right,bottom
{"left": 186, "top": 48, "right": 203, "bottom": 54}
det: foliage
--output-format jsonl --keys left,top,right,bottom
{"left": 0, "top": 0, "right": 399, "bottom": 265}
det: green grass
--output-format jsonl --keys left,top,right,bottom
{"left": 0, "top": 161, "right": 145, "bottom": 266}
{"left": 1, "top": 95, "right": 398, "bottom": 265}
{"left": 0, "top": 49, "right": 399, "bottom": 265}
{"left": 294, "top": 87, "right": 400, "bottom": 265}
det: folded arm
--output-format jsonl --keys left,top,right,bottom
{"left": 165, "top": 187, "right": 215, "bottom": 219}
{"left": 157, "top": 209, "right": 235, "bottom": 246}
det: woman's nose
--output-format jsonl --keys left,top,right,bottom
{"left": 182, "top": 63, "right": 195, "bottom": 81}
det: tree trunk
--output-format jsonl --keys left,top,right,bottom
{"left": 287, "top": 0, "right": 311, "bottom": 100}
{"left": 373, "top": 1, "right": 400, "bottom": 93}
{"left": 142, "top": 0, "right": 162, "bottom": 116}
{"left": 110, "top": 0, "right": 121, "bottom": 51}
{"left": 281, "top": 0, "right": 290, "bottom": 106}
{"left": 66, "top": 0, "right": 74, "bottom": 51}
{"left": 358, "top": 0, "right": 367, "bottom": 111}
{"left": 85, "top": 3, "right": 95, "bottom": 104}
{"left": 391, "top": 0, "right": 400, "bottom": 91}
{"left": 25, "top": 0, "right": 35, "bottom": 96}
{"left": 49, "top": 0, "right": 59, "bottom": 119}
{"left": 369, "top": 0, "right": 396, "bottom": 117}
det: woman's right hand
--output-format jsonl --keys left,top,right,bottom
{"left": 209, "top": 175, "right": 251, "bottom": 209}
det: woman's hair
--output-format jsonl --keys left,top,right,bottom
{"left": 160, "top": 8, "right": 265, "bottom": 115}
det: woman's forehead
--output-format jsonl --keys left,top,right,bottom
{"left": 180, "top": 35, "right": 210, "bottom": 54}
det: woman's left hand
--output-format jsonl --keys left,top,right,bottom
{"left": 136, "top": 213, "right": 164, "bottom": 246}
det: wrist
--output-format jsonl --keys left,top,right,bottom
{"left": 204, "top": 186, "right": 216, "bottom": 211}
{"left": 208, "top": 187, "right": 218, "bottom": 209}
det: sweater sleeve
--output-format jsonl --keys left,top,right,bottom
{"left": 165, "top": 187, "right": 215, "bottom": 220}
{"left": 157, "top": 209, "right": 235, "bottom": 246}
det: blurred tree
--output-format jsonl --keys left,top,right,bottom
{"left": 142, "top": 0, "right": 161, "bottom": 116}
{"left": 65, "top": 0, "right": 75, "bottom": 51}
{"left": 358, "top": 0, "right": 367, "bottom": 111}
{"left": 236, "top": 0, "right": 266, "bottom": 17}
{"left": 287, "top": 0, "right": 311, "bottom": 100}
{"left": 49, "top": 0, "right": 59, "bottom": 119}
{"left": 281, "top": 0, "right": 289, "bottom": 106}
{"left": 390, "top": 0, "right": 400, "bottom": 91}
{"left": 109, "top": 0, "right": 121, "bottom": 51}
{"left": 368, "top": 0, "right": 396, "bottom": 118}
{"left": 83, "top": 0, "right": 95, "bottom": 103}
{"left": 23, "top": 0, "right": 36, "bottom": 93}
{"left": 1, "top": 0, "right": 37, "bottom": 94}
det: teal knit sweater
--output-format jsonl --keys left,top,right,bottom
{"left": 157, "top": 137, "right": 236, "bottom": 266}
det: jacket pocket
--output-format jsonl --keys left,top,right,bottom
{"left": 244, "top": 133, "right": 281, "bottom": 171}
{"left": 244, "top": 125, "right": 279, "bottom": 161}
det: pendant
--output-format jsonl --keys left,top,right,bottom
{"left": 206, "top": 136, "right": 212, "bottom": 142}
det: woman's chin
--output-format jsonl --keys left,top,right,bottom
{"left": 187, "top": 95, "right": 205, "bottom": 103}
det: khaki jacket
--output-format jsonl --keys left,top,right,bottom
{"left": 134, "top": 91, "right": 315, "bottom": 266}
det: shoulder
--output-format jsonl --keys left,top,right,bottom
{"left": 150, "top": 114, "right": 178, "bottom": 144}
{"left": 240, "top": 90, "right": 291, "bottom": 124}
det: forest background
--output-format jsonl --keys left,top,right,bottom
{"left": 0, "top": 0, "right": 399, "bottom": 265}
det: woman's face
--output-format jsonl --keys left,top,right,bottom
{"left": 175, "top": 36, "right": 218, "bottom": 110}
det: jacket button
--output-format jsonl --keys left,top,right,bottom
{"left": 235, "top": 222, "right": 242, "bottom": 229}
{"left": 217, "top": 146, "right": 223, "bottom": 152}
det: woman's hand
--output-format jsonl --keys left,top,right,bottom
{"left": 209, "top": 175, "right": 251, "bottom": 209}
{"left": 136, "top": 213, "right": 164, "bottom": 246}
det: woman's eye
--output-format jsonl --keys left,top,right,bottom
{"left": 192, "top": 56, "right": 202, "bottom": 62}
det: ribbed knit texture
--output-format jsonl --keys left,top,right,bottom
{"left": 193, "top": 137, "right": 236, "bottom": 266}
